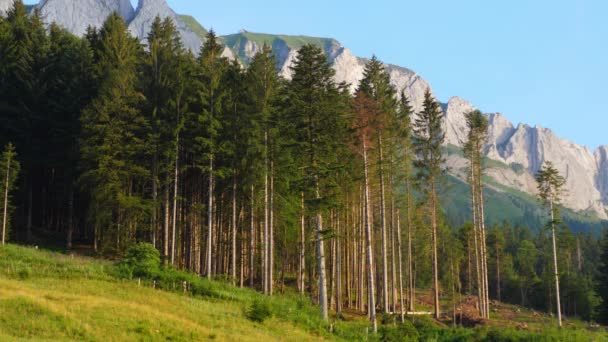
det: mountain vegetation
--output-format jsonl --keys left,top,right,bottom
{"left": 0, "top": 1, "right": 606, "bottom": 338}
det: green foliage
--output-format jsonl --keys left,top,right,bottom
{"left": 117, "top": 243, "right": 160, "bottom": 279}
{"left": 597, "top": 229, "right": 608, "bottom": 324}
{"left": 246, "top": 299, "right": 273, "bottom": 323}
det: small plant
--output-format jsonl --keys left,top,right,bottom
{"left": 246, "top": 299, "right": 272, "bottom": 323}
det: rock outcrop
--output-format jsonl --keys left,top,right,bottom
{"left": 37, "top": 0, "right": 134, "bottom": 37}
{"left": 128, "top": 0, "right": 202, "bottom": 53}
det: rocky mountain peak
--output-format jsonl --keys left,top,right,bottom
{"left": 128, "top": 0, "right": 202, "bottom": 53}
{"left": 37, "top": 0, "right": 134, "bottom": 36}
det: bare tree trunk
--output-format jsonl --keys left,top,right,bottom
{"left": 269, "top": 160, "right": 274, "bottom": 295}
{"left": 171, "top": 137, "right": 179, "bottom": 265}
{"left": 231, "top": 173, "right": 237, "bottom": 285}
{"left": 477, "top": 150, "right": 490, "bottom": 318}
{"left": 496, "top": 244, "right": 501, "bottom": 302}
{"left": 249, "top": 185, "right": 255, "bottom": 288}
{"left": 431, "top": 181, "right": 440, "bottom": 319}
{"left": 378, "top": 134, "right": 389, "bottom": 313}
{"left": 406, "top": 176, "right": 415, "bottom": 312}
{"left": 336, "top": 212, "right": 342, "bottom": 316}
{"left": 363, "top": 141, "right": 377, "bottom": 332}
{"left": 396, "top": 210, "right": 405, "bottom": 321}
{"left": 206, "top": 155, "right": 214, "bottom": 279}
{"left": 164, "top": 175, "right": 170, "bottom": 264}
{"left": 550, "top": 200, "right": 563, "bottom": 327}
{"left": 66, "top": 187, "right": 74, "bottom": 249}
{"left": 26, "top": 184, "right": 32, "bottom": 243}
{"left": 315, "top": 177, "right": 329, "bottom": 321}
{"left": 263, "top": 131, "right": 269, "bottom": 295}
{"left": 299, "top": 192, "right": 306, "bottom": 295}
{"left": 1, "top": 151, "right": 11, "bottom": 245}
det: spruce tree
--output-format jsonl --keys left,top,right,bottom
{"left": 286, "top": 44, "right": 346, "bottom": 321}
{"left": 192, "top": 30, "right": 229, "bottom": 278}
{"left": 79, "top": 13, "right": 149, "bottom": 252}
{"left": 412, "top": 89, "right": 445, "bottom": 319}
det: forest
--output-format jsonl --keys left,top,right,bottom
{"left": 0, "top": 1, "right": 607, "bottom": 331}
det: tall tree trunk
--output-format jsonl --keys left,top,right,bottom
{"left": 431, "top": 181, "right": 440, "bottom": 319}
{"left": 496, "top": 244, "right": 501, "bottom": 302}
{"left": 249, "top": 185, "right": 255, "bottom": 288}
{"left": 550, "top": 200, "right": 563, "bottom": 327}
{"left": 66, "top": 186, "right": 74, "bottom": 250}
{"left": 1, "top": 151, "right": 11, "bottom": 245}
{"left": 299, "top": 192, "right": 306, "bottom": 295}
{"left": 206, "top": 155, "right": 214, "bottom": 279}
{"left": 378, "top": 133, "right": 389, "bottom": 313}
{"left": 231, "top": 173, "right": 237, "bottom": 285}
{"left": 396, "top": 211, "right": 405, "bottom": 321}
{"left": 263, "top": 131, "right": 269, "bottom": 295}
{"left": 171, "top": 136, "right": 179, "bottom": 265}
{"left": 164, "top": 175, "right": 170, "bottom": 264}
{"left": 315, "top": 177, "right": 329, "bottom": 321}
{"left": 363, "top": 141, "right": 377, "bottom": 332}
{"left": 406, "top": 177, "right": 415, "bottom": 312}
{"left": 477, "top": 149, "right": 490, "bottom": 318}
{"left": 269, "top": 161, "right": 274, "bottom": 295}
{"left": 26, "top": 184, "right": 32, "bottom": 243}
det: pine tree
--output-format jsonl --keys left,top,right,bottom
{"left": 536, "top": 161, "right": 566, "bottom": 327}
{"left": 412, "top": 89, "right": 445, "bottom": 319}
{"left": 0, "top": 143, "right": 20, "bottom": 244}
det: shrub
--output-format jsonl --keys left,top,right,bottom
{"left": 246, "top": 299, "right": 272, "bottom": 323}
{"left": 117, "top": 243, "right": 160, "bottom": 279}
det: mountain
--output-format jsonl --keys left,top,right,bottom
{"left": 11, "top": 0, "right": 608, "bottom": 227}
{"left": 127, "top": 0, "right": 201, "bottom": 53}
{"left": 37, "top": 0, "right": 134, "bottom": 37}
{"left": 443, "top": 97, "right": 608, "bottom": 220}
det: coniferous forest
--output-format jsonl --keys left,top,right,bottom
{"left": 0, "top": 1, "right": 607, "bottom": 331}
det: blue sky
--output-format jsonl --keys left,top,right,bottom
{"left": 26, "top": 0, "right": 608, "bottom": 149}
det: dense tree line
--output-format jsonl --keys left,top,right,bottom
{"left": 0, "top": 1, "right": 606, "bottom": 329}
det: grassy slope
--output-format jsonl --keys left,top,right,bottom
{"left": 0, "top": 245, "right": 605, "bottom": 341}
{"left": 0, "top": 245, "right": 328, "bottom": 341}
{"left": 179, "top": 15, "right": 208, "bottom": 40}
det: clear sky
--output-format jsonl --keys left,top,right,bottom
{"left": 26, "top": 0, "right": 608, "bottom": 149}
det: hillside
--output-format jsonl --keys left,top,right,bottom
{"left": 0, "top": 244, "right": 605, "bottom": 341}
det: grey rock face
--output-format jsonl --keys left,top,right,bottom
{"left": 444, "top": 97, "right": 476, "bottom": 146}
{"left": 128, "top": 0, "right": 202, "bottom": 53}
{"left": 444, "top": 104, "right": 608, "bottom": 219}
{"left": 37, "top": 0, "right": 134, "bottom": 37}
{"left": 0, "top": 0, "right": 15, "bottom": 16}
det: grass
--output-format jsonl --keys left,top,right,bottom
{"left": 0, "top": 244, "right": 606, "bottom": 341}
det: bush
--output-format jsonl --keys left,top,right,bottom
{"left": 379, "top": 320, "right": 419, "bottom": 342}
{"left": 117, "top": 243, "right": 160, "bottom": 279}
{"left": 246, "top": 299, "right": 272, "bottom": 323}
